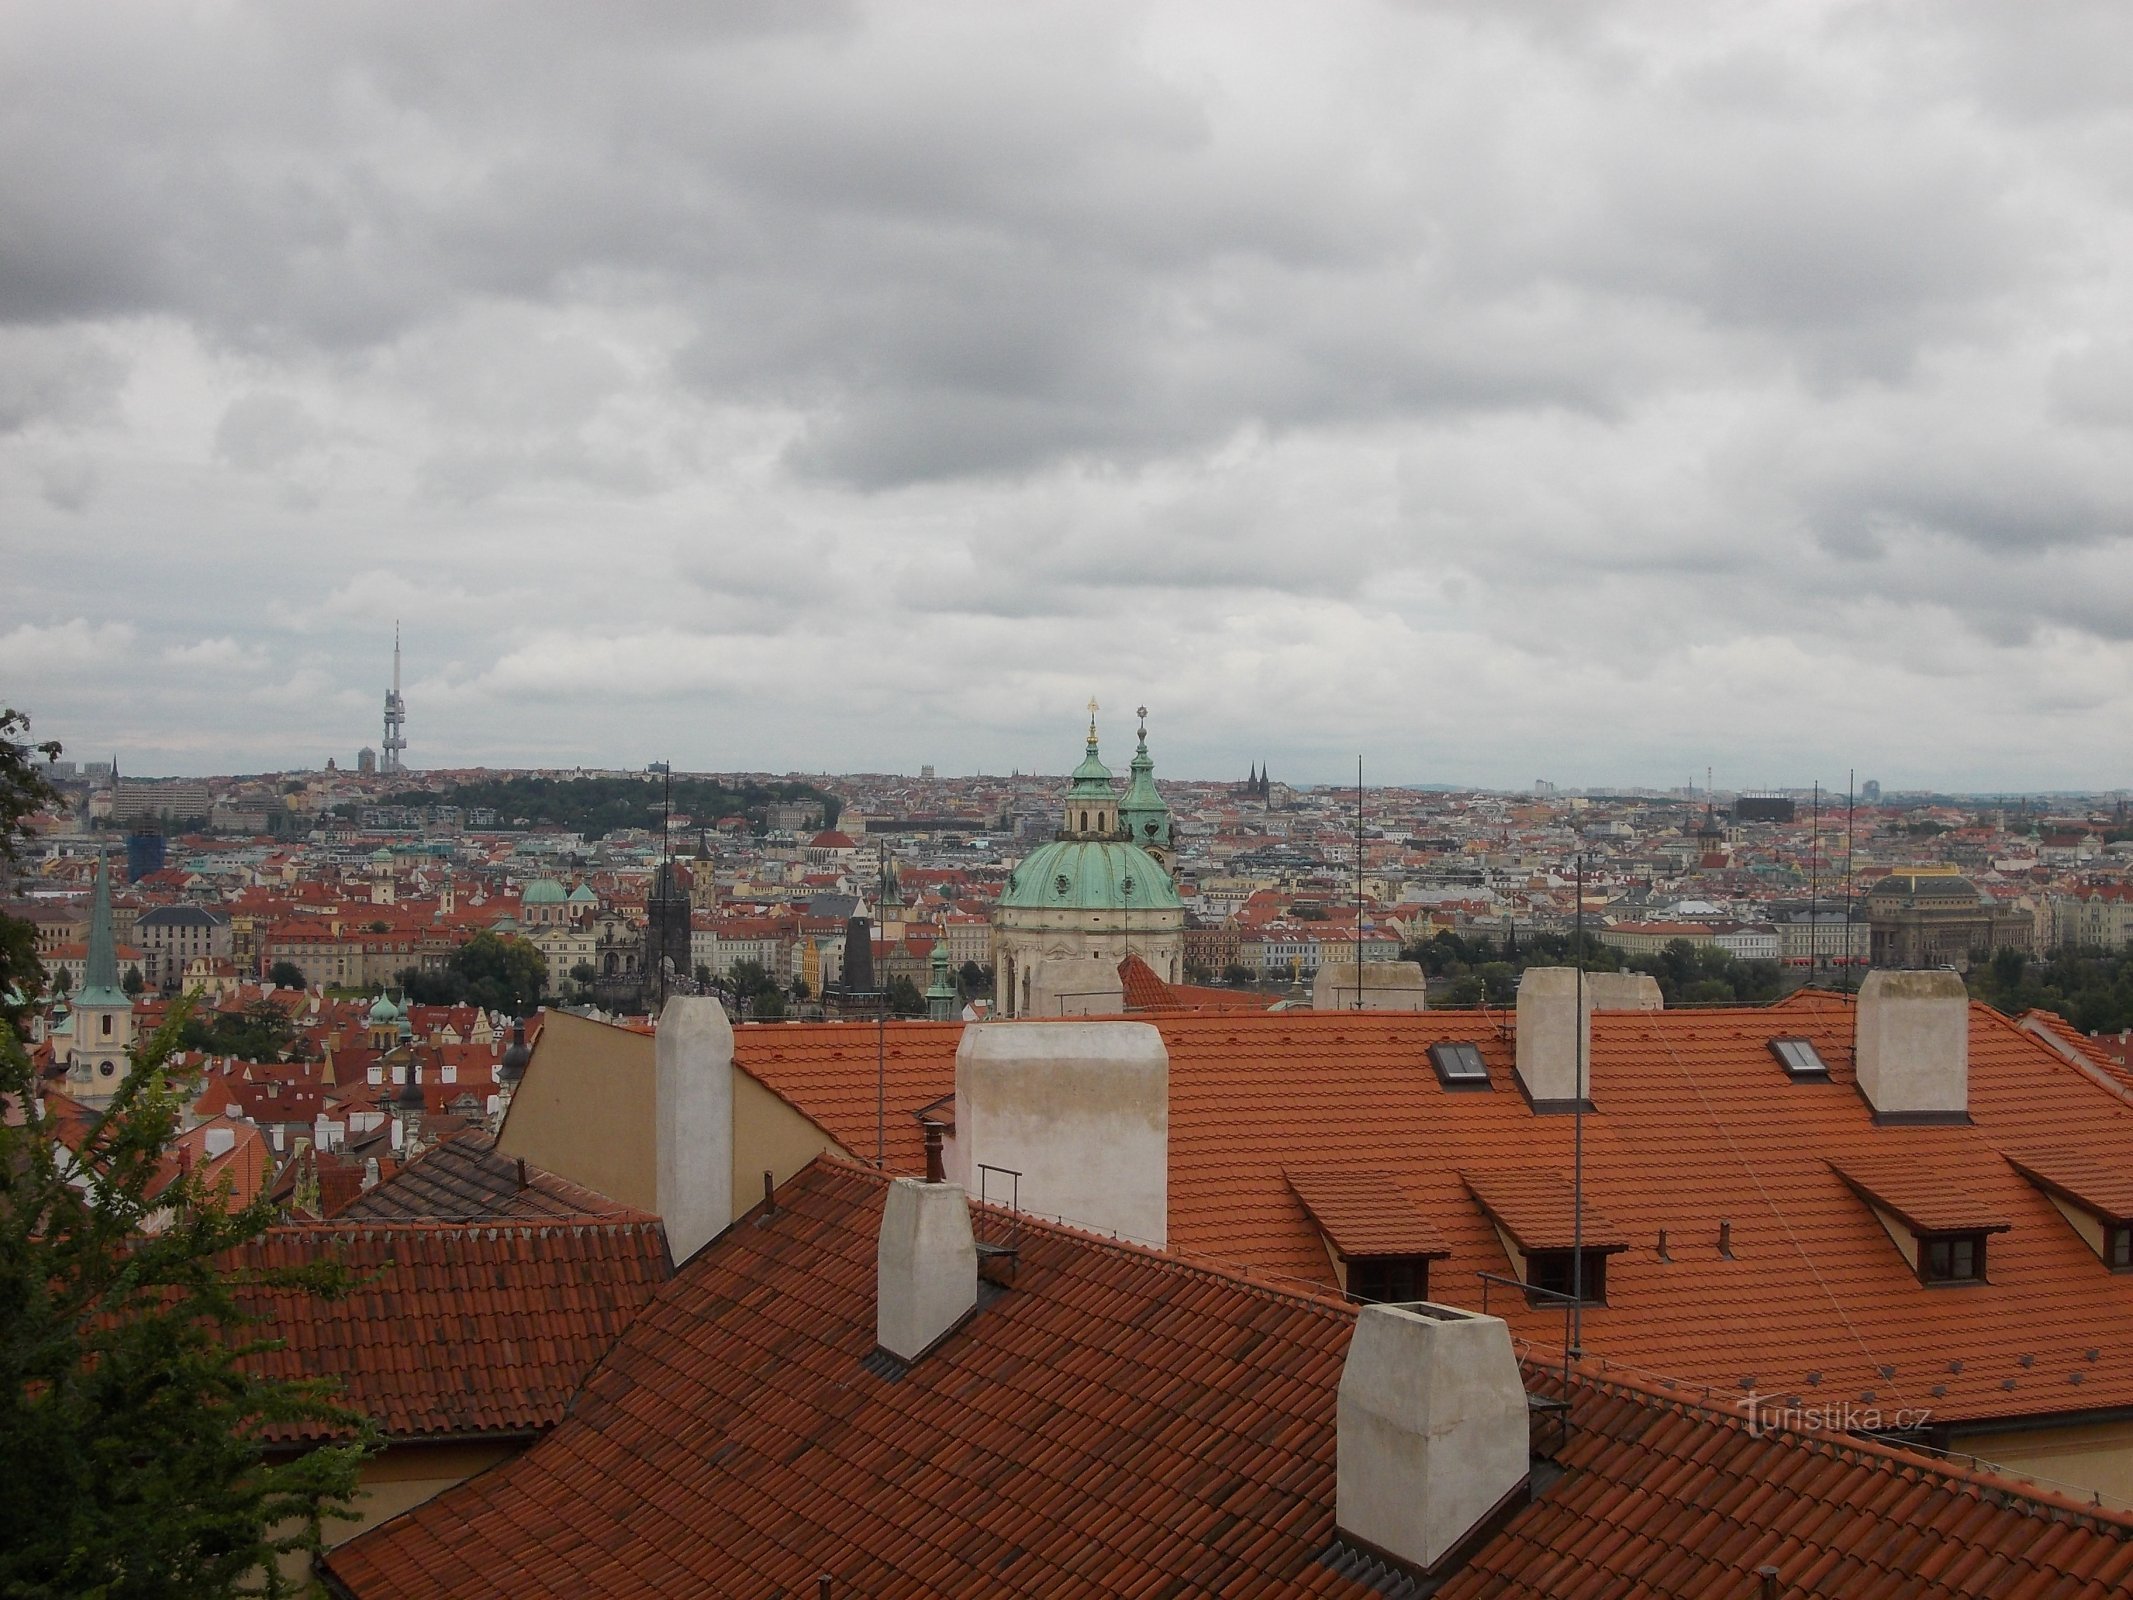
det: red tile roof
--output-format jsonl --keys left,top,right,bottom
{"left": 1463, "top": 1168, "right": 1631, "bottom": 1253}
{"left": 322, "top": 1158, "right": 2133, "bottom": 1599}
{"left": 226, "top": 1218, "right": 670, "bottom": 1442}
{"left": 1831, "top": 1154, "right": 2013, "bottom": 1237}
{"left": 733, "top": 997, "right": 2133, "bottom": 1432}
{"left": 1286, "top": 1165, "right": 1451, "bottom": 1259}
{"left": 2002, "top": 1149, "right": 2133, "bottom": 1226}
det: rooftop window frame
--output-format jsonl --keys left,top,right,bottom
{"left": 1427, "top": 1039, "right": 1492, "bottom": 1091}
{"left": 1769, "top": 1036, "right": 1831, "bottom": 1080}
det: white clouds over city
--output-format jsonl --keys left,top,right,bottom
{"left": 4, "top": 1, "right": 2130, "bottom": 787}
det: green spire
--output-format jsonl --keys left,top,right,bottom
{"left": 925, "top": 935, "right": 956, "bottom": 1022}
{"left": 1068, "top": 700, "right": 1114, "bottom": 795}
{"left": 76, "top": 853, "right": 129, "bottom": 1009}
{"left": 1118, "top": 705, "right": 1172, "bottom": 856}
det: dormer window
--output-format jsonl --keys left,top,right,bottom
{"left": 1463, "top": 1169, "right": 1629, "bottom": 1308}
{"left": 1831, "top": 1156, "right": 2009, "bottom": 1288}
{"left": 1428, "top": 1040, "right": 1490, "bottom": 1090}
{"left": 1285, "top": 1166, "right": 1450, "bottom": 1307}
{"left": 1522, "top": 1248, "right": 1610, "bottom": 1305}
{"left": 1769, "top": 1037, "right": 1829, "bottom": 1079}
{"left": 1920, "top": 1233, "right": 1987, "bottom": 1285}
{"left": 2004, "top": 1151, "right": 2133, "bottom": 1273}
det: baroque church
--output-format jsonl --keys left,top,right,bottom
{"left": 993, "top": 705, "right": 1183, "bottom": 1017}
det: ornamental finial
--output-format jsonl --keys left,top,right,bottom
{"left": 1087, "top": 696, "right": 1099, "bottom": 740}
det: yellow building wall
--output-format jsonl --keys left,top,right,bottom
{"left": 732, "top": 1067, "right": 845, "bottom": 1218}
{"left": 499, "top": 1008, "right": 850, "bottom": 1223}
{"left": 1948, "top": 1418, "right": 2133, "bottom": 1513}
{"left": 275, "top": 1439, "right": 522, "bottom": 1587}
{"left": 496, "top": 1010, "right": 657, "bottom": 1213}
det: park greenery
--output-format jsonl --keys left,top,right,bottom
{"left": 364, "top": 773, "right": 840, "bottom": 838}
{"left": 391, "top": 929, "right": 547, "bottom": 1015}
{"left": 1403, "top": 928, "right": 1787, "bottom": 1007}
{"left": 1968, "top": 946, "right": 2133, "bottom": 1035}
{"left": 175, "top": 997, "right": 312, "bottom": 1065}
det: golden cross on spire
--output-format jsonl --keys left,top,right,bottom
{"left": 1087, "top": 696, "right": 1099, "bottom": 739}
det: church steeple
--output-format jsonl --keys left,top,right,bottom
{"left": 1118, "top": 706, "right": 1174, "bottom": 875}
{"left": 68, "top": 852, "right": 135, "bottom": 1097}
{"left": 1062, "top": 698, "right": 1120, "bottom": 840}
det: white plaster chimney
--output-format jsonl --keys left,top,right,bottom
{"left": 1854, "top": 968, "right": 1968, "bottom": 1122}
{"left": 876, "top": 1178, "right": 978, "bottom": 1362}
{"left": 1313, "top": 961, "right": 1429, "bottom": 1012}
{"left": 203, "top": 1125, "right": 236, "bottom": 1159}
{"left": 1337, "top": 1302, "right": 1530, "bottom": 1576}
{"left": 1026, "top": 954, "right": 1125, "bottom": 1018}
{"left": 1514, "top": 967, "right": 1661, "bottom": 1108}
{"left": 656, "top": 996, "right": 735, "bottom": 1264}
{"left": 953, "top": 1020, "right": 1168, "bottom": 1247}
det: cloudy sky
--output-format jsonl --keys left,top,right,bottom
{"left": 5, "top": 1, "right": 2131, "bottom": 790}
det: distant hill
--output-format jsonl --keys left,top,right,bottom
{"left": 377, "top": 774, "right": 839, "bottom": 838}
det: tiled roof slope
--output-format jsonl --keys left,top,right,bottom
{"left": 228, "top": 1219, "right": 670, "bottom": 1442}
{"left": 321, "top": 1159, "right": 2133, "bottom": 1599}
{"left": 732, "top": 997, "right": 2133, "bottom": 1432}
{"left": 335, "top": 1129, "right": 652, "bottom": 1222}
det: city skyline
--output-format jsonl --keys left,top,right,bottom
{"left": 7, "top": 3, "right": 2133, "bottom": 788}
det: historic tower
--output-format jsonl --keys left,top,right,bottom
{"left": 382, "top": 622, "right": 407, "bottom": 776}
{"left": 68, "top": 854, "right": 135, "bottom": 1099}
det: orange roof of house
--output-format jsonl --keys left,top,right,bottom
{"left": 1286, "top": 1165, "right": 1450, "bottom": 1259}
{"left": 1830, "top": 1154, "right": 2012, "bottom": 1237}
{"left": 227, "top": 1218, "right": 670, "bottom": 1442}
{"left": 322, "top": 1158, "right": 2133, "bottom": 1599}
{"left": 732, "top": 997, "right": 2133, "bottom": 1430}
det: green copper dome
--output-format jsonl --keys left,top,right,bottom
{"left": 1118, "top": 709, "right": 1171, "bottom": 852}
{"left": 999, "top": 840, "right": 1182, "bottom": 913}
{"left": 522, "top": 878, "right": 568, "bottom": 905}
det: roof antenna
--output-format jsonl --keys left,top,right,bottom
{"left": 1843, "top": 769, "right": 1857, "bottom": 995}
{"left": 1354, "top": 754, "right": 1365, "bottom": 1011}
{"left": 876, "top": 839, "right": 887, "bottom": 1168}
{"left": 1572, "top": 848, "right": 1588, "bottom": 1361}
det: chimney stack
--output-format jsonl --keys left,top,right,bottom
{"left": 1337, "top": 1302, "right": 1530, "bottom": 1576}
{"left": 655, "top": 997, "right": 736, "bottom": 1262}
{"left": 876, "top": 1178, "right": 978, "bottom": 1362}
{"left": 955, "top": 1021, "right": 1168, "bottom": 1247}
{"left": 1854, "top": 969, "right": 1968, "bottom": 1123}
{"left": 1514, "top": 968, "right": 1660, "bottom": 1109}
{"left": 922, "top": 1120, "right": 945, "bottom": 1184}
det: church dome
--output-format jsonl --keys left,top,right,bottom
{"left": 999, "top": 840, "right": 1182, "bottom": 913}
{"left": 522, "top": 878, "right": 568, "bottom": 905}
{"left": 367, "top": 992, "right": 402, "bottom": 1026}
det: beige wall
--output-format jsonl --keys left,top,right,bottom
{"left": 501, "top": 1008, "right": 847, "bottom": 1222}
{"left": 276, "top": 1439, "right": 521, "bottom": 1587}
{"left": 497, "top": 1010, "right": 657, "bottom": 1213}
{"left": 733, "top": 1068, "right": 842, "bottom": 1218}
{"left": 1948, "top": 1418, "right": 2133, "bottom": 1513}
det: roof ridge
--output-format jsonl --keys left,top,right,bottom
{"left": 1557, "top": 1358, "right": 2133, "bottom": 1535}
{"left": 265, "top": 1217, "right": 667, "bottom": 1241}
{"left": 809, "top": 1152, "right": 1360, "bottom": 1320}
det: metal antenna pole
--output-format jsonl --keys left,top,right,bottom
{"left": 1355, "top": 755, "right": 1365, "bottom": 1010}
{"left": 1844, "top": 769, "right": 1857, "bottom": 993}
{"left": 1809, "top": 781, "right": 1821, "bottom": 982}
{"left": 876, "top": 841, "right": 887, "bottom": 1168}
{"left": 1572, "top": 850, "right": 1586, "bottom": 1358}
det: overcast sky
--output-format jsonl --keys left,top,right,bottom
{"left": 5, "top": 2, "right": 2131, "bottom": 791}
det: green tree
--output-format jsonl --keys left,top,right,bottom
{"left": 448, "top": 931, "right": 546, "bottom": 1015}
{"left": 178, "top": 998, "right": 306, "bottom": 1064}
{"left": 0, "top": 709, "right": 57, "bottom": 1020}
{"left": 887, "top": 976, "right": 924, "bottom": 1017}
{"left": 750, "top": 986, "right": 787, "bottom": 1020}
{"left": 121, "top": 964, "right": 146, "bottom": 997}
{"left": 1, "top": 993, "right": 374, "bottom": 1596}
{"left": 267, "top": 960, "right": 306, "bottom": 991}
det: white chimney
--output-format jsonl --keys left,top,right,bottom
{"left": 656, "top": 996, "right": 735, "bottom": 1264}
{"left": 1026, "top": 954, "right": 1125, "bottom": 1017}
{"left": 203, "top": 1125, "right": 236, "bottom": 1159}
{"left": 953, "top": 1020, "right": 1167, "bottom": 1247}
{"left": 1313, "top": 961, "right": 1429, "bottom": 1012}
{"left": 876, "top": 1178, "right": 978, "bottom": 1362}
{"left": 1514, "top": 967, "right": 1660, "bottom": 1108}
{"left": 1337, "top": 1302, "right": 1530, "bottom": 1576}
{"left": 1854, "top": 968, "right": 1968, "bottom": 1122}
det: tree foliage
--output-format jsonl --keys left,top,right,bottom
{"left": 0, "top": 707, "right": 60, "bottom": 1016}
{"left": 1403, "top": 928, "right": 1783, "bottom": 1007}
{"left": 390, "top": 932, "right": 546, "bottom": 1015}
{"left": 0, "top": 1002, "right": 374, "bottom": 1597}
{"left": 1969, "top": 945, "right": 2133, "bottom": 1035}
{"left": 175, "top": 998, "right": 308, "bottom": 1065}
{"left": 266, "top": 961, "right": 306, "bottom": 991}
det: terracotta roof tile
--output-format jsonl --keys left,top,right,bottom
{"left": 226, "top": 1218, "right": 670, "bottom": 1442}
{"left": 1285, "top": 1166, "right": 1451, "bottom": 1260}
{"left": 1831, "top": 1155, "right": 2013, "bottom": 1237}
{"left": 321, "top": 1159, "right": 2133, "bottom": 1599}
{"left": 731, "top": 997, "right": 2133, "bottom": 1436}
{"left": 2002, "top": 1149, "right": 2133, "bottom": 1226}
{"left": 1463, "top": 1167, "right": 1630, "bottom": 1253}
